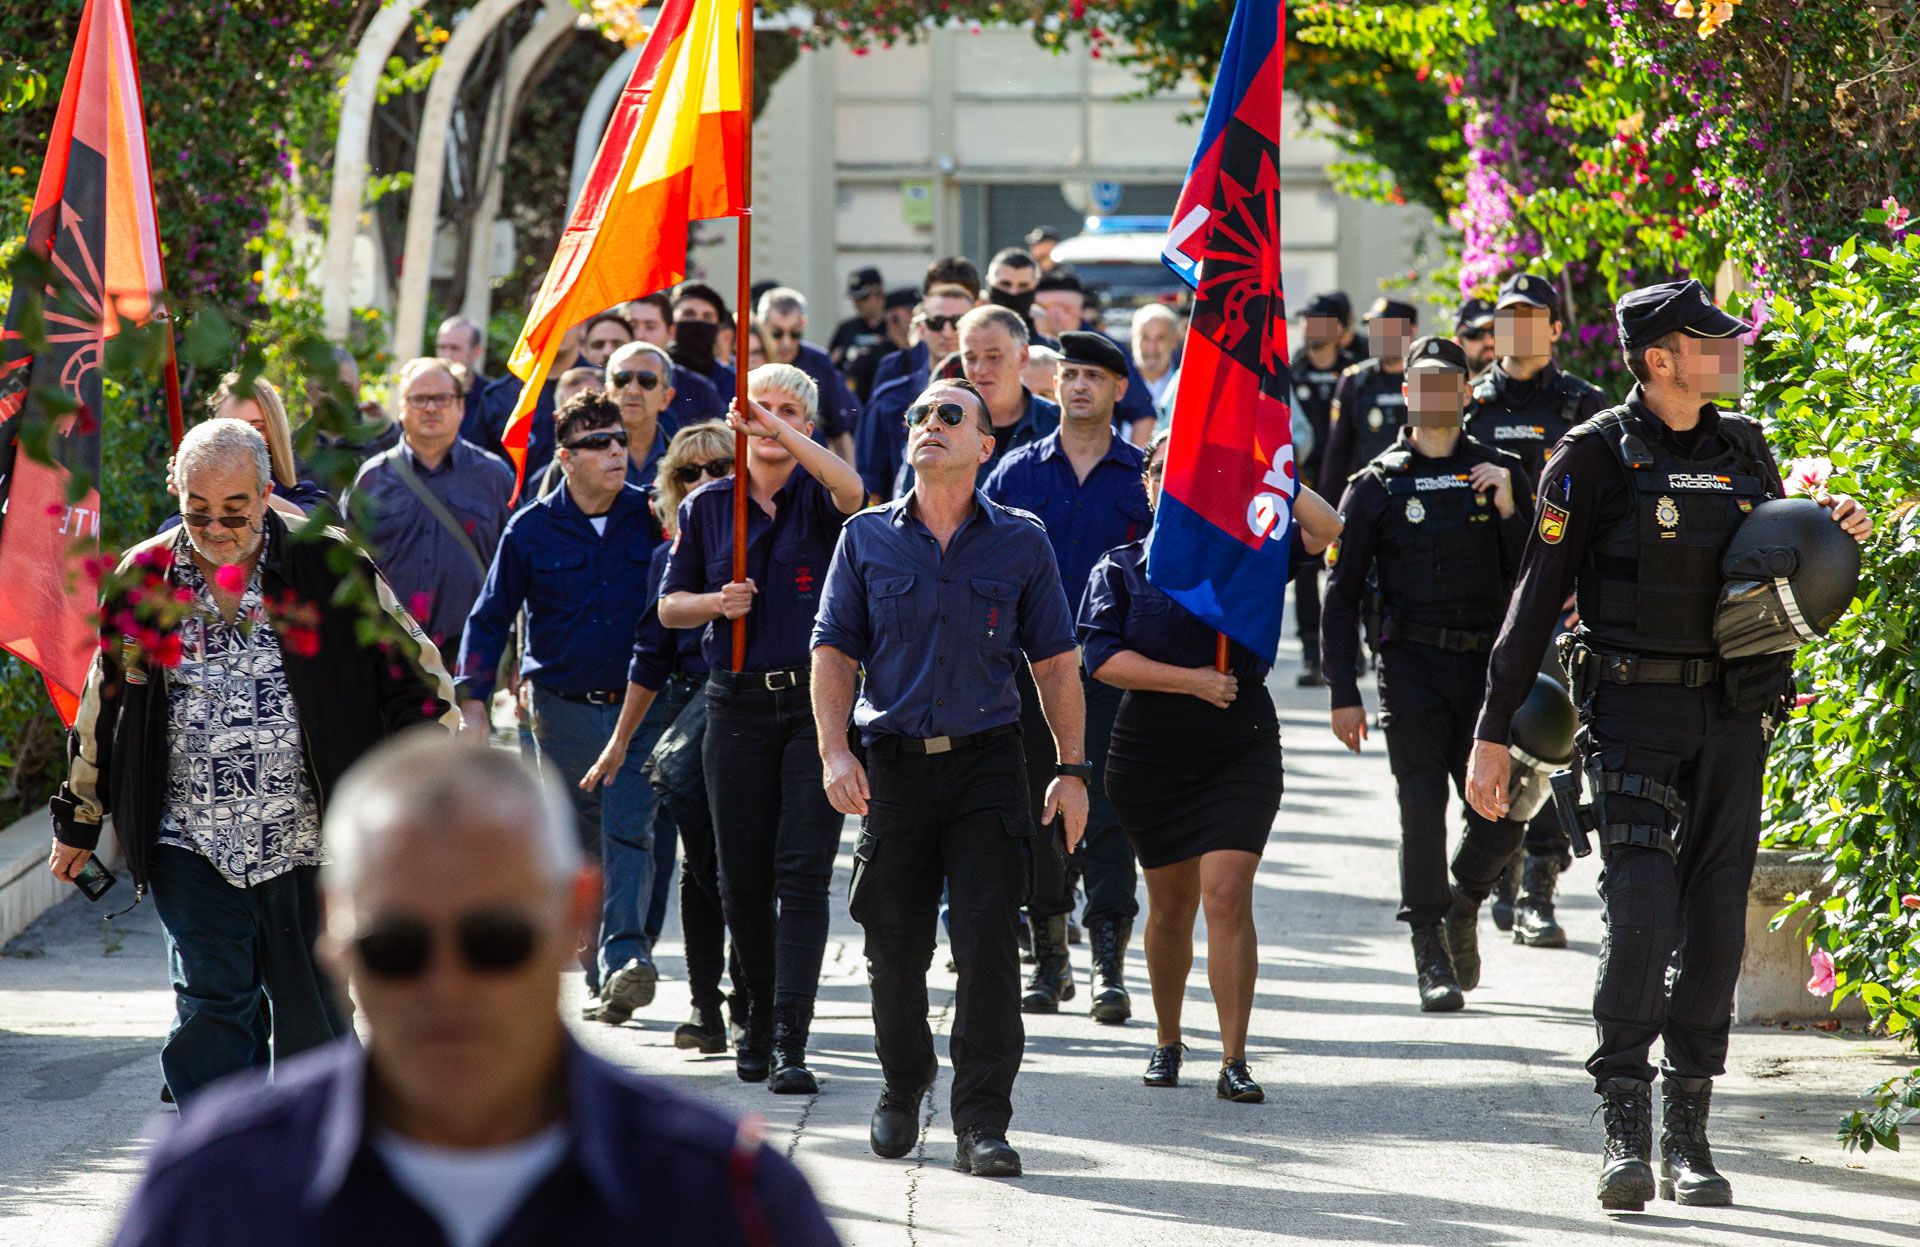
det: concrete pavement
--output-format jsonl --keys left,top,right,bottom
{"left": 3, "top": 643, "right": 1917, "bottom": 1246}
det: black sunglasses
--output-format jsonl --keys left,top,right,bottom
{"left": 918, "top": 314, "right": 960, "bottom": 332}
{"left": 566, "top": 429, "right": 630, "bottom": 452}
{"left": 610, "top": 369, "right": 661, "bottom": 391}
{"left": 766, "top": 327, "right": 802, "bottom": 342}
{"left": 673, "top": 457, "right": 733, "bottom": 484}
{"left": 1457, "top": 327, "right": 1492, "bottom": 342}
{"left": 183, "top": 512, "right": 253, "bottom": 529}
{"left": 905, "top": 401, "right": 969, "bottom": 428}
{"left": 352, "top": 908, "right": 540, "bottom": 980}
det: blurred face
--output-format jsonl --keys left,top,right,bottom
{"left": 1404, "top": 367, "right": 1467, "bottom": 427}
{"left": 919, "top": 292, "right": 971, "bottom": 360}
{"left": 960, "top": 321, "right": 1029, "bottom": 411}
{"left": 1145, "top": 441, "right": 1167, "bottom": 509}
{"left": 581, "top": 319, "right": 632, "bottom": 368}
{"left": 1494, "top": 306, "right": 1557, "bottom": 358}
{"left": 1302, "top": 315, "right": 1343, "bottom": 350}
{"left": 627, "top": 303, "right": 670, "bottom": 347}
{"left": 607, "top": 346, "right": 671, "bottom": 429}
{"left": 558, "top": 420, "right": 630, "bottom": 491}
{"left": 1057, "top": 361, "right": 1123, "bottom": 426}
{"left": 320, "top": 811, "right": 593, "bottom": 1124}
{"left": 435, "top": 327, "right": 481, "bottom": 370}
{"left": 853, "top": 288, "right": 884, "bottom": 319}
{"left": 1369, "top": 317, "right": 1415, "bottom": 366}
{"left": 1029, "top": 238, "right": 1057, "bottom": 267}
{"left": 1655, "top": 334, "right": 1744, "bottom": 400}
{"left": 1033, "top": 289, "right": 1084, "bottom": 337}
{"left": 745, "top": 385, "right": 812, "bottom": 466}
{"left": 905, "top": 383, "right": 991, "bottom": 481}
{"left": 1133, "top": 316, "right": 1177, "bottom": 377}
{"left": 179, "top": 458, "right": 269, "bottom": 566}
{"left": 987, "top": 261, "right": 1036, "bottom": 297}
{"left": 883, "top": 303, "right": 913, "bottom": 346}
{"left": 399, "top": 366, "right": 462, "bottom": 449}
{"left": 763, "top": 309, "right": 805, "bottom": 365}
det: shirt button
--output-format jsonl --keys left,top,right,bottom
{"left": 935, "top": 698, "right": 944, "bottom": 707}
{"left": 937, "top": 656, "right": 945, "bottom": 664}
{"left": 940, "top": 613, "right": 948, "bottom": 622}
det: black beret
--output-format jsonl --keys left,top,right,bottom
{"left": 1025, "top": 226, "right": 1062, "bottom": 246}
{"left": 884, "top": 286, "right": 918, "bottom": 312}
{"left": 1035, "top": 268, "right": 1084, "bottom": 294}
{"left": 1404, "top": 334, "right": 1471, "bottom": 375}
{"left": 1496, "top": 272, "right": 1562, "bottom": 318}
{"left": 1058, "top": 330, "right": 1129, "bottom": 377}
{"left": 1366, "top": 296, "right": 1419, "bottom": 324}
{"left": 1615, "top": 278, "right": 1751, "bottom": 350}
{"left": 1454, "top": 297, "right": 1495, "bottom": 332}
{"left": 847, "top": 266, "right": 884, "bottom": 295}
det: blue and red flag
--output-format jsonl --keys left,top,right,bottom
{"left": 1148, "top": 0, "right": 1294, "bottom": 663}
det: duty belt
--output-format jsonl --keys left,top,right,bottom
{"left": 1590, "top": 652, "right": 1720, "bottom": 688}
{"left": 710, "top": 666, "right": 808, "bottom": 692}
{"left": 872, "top": 723, "right": 1019, "bottom": 758}
{"left": 1385, "top": 620, "right": 1496, "bottom": 654}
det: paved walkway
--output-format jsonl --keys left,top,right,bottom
{"left": 3, "top": 647, "right": 1916, "bottom": 1245}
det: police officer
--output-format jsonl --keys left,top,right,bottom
{"left": 811, "top": 377, "right": 1089, "bottom": 1179}
{"left": 1453, "top": 297, "right": 1496, "bottom": 376}
{"left": 1319, "top": 296, "right": 1419, "bottom": 492}
{"left": 1321, "top": 336, "right": 1534, "bottom": 1012}
{"left": 657, "top": 366, "right": 866, "bottom": 1092}
{"left": 983, "top": 332, "right": 1151, "bottom": 1023}
{"left": 1464, "top": 279, "right": 1872, "bottom": 1210}
{"left": 1289, "top": 293, "right": 1350, "bottom": 687}
{"left": 1463, "top": 272, "right": 1613, "bottom": 946}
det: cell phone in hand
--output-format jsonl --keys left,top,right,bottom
{"left": 74, "top": 857, "right": 117, "bottom": 902}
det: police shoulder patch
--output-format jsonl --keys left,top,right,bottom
{"left": 1538, "top": 500, "right": 1570, "bottom": 545}
{"left": 1325, "top": 538, "right": 1341, "bottom": 568}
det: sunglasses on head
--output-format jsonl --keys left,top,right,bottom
{"left": 611, "top": 370, "right": 660, "bottom": 391}
{"left": 565, "top": 429, "right": 630, "bottom": 453}
{"left": 917, "top": 314, "right": 961, "bottom": 333}
{"left": 183, "top": 512, "right": 253, "bottom": 529}
{"left": 351, "top": 907, "right": 540, "bottom": 980}
{"left": 673, "top": 457, "right": 733, "bottom": 484}
{"left": 905, "top": 401, "right": 969, "bottom": 429}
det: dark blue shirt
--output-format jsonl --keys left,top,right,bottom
{"left": 662, "top": 364, "right": 723, "bottom": 438}
{"left": 457, "top": 371, "right": 494, "bottom": 445}
{"left": 457, "top": 481, "right": 663, "bottom": 701}
{"left": 982, "top": 429, "right": 1151, "bottom": 607}
{"left": 1077, "top": 537, "right": 1272, "bottom": 681}
{"left": 474, "top": 368, "right": 565, "bottom": 472}
{"left": 628, "top": 542, "right": 708, "bottom": 690}
{"left": 661, "top": 464, "right": 848, "bottom": 673}
{"left": 108, "top": 1037, "right": 839, "bottom": 1247}
{"left": 791, "top": 340, "right": 859, "bottom": 441}
{"left": 856, "top": 370, "right": 927, "bottom": 501}
{"left": 812, "top": 491, "right": 1077, "bottom": 743}
{"left": 1104, "top": 335, "right": 1158, "bottom": 433}
{"left": 869, "top": 341, "right": 928, "bottom": 398}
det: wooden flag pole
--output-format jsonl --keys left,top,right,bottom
{"left": 729, "top": 0, "right": 755, "bottom": 672}
{"left": 1216, "top": 631, "right": 1229, "bottom": 674}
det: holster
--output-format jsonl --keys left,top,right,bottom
{"left": 1721, "top": 653, "right": 1794, "bottom": 719}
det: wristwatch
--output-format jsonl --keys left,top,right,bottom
{"left": 1055, "top": 762, "right": 1093, "bottom": 781}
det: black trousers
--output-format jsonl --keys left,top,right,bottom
{"left": 851, "top": 732, "right": 1032, "bottom": 1137}
{"left": 702, "top": 672, "right": 842, "bottom": 1016}
{"left": 1378, "top": 642, "right": 1527, "bottom": 926}
{"left": 1582, "top": 681, "right": 1765, "bottom": 1088}
{"left": 1290, "top": 530, "right": 1323, "bottom": 652}
{"left": 648, "top": 687, "right": 740, "bottom": 1017}
{"left": 1018, "top": 663, "right": 1135, "bottom": 926}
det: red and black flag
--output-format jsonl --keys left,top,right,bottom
{"left": 0, "top": 0, "right": 177, "bottom": 723}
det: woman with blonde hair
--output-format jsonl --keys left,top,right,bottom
{"left": 206, "top": 373, "right": 332, "bottom": 515}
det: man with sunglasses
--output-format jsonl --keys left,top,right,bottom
{"left": 625, "top": 290, "right": 724, "bottom": 437}
{"left": 813, "top": 378, "right": 1088, "bottom": 1179}
{"left": 50, "top": 419, "right": 456, "bottom": 1107}
{"left": 458, "top": 391, "right": 669, "bottom": 1023}
{"left": 868, "top": 256, "right": 981, "bottom": 399}
{"left": 110, "top": 735, "right": 840, "bottom": 1247}
{"left": 605, "top": 340, "right": 675, "bottom": 486}
{"left": 758, "top": 286, "right": 859, "bottom": 465}
{"left": 857, "top": 286, "right": 976, "bottom": 502}
{"left": 1454, "top": 297, "right": 1498, "bottom": 376}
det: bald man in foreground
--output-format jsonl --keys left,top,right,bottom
{"left": 112, "top": 734, "right": 840, "bottom": 1247}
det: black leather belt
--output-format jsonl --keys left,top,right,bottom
{"left": 1387, "top": 621, "right": 1496, "bottom": 654}
{"left": 710, "top": 666, "right": 808, "bottom": 692}
{"left": 547, "top": 687, "right": 625, "bottom": 706}
{"left": 1592, "top": 652, "right": 1721, "bottom": 688}
{"left": 871, "top": 723, "right": 1019, "bottom": 758}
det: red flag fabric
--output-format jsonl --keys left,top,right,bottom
{"left": 0, "top": 0, "right": 170, "bottom": 724}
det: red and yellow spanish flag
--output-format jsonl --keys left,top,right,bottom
{"left": 499, "top": 0, "right": 746, "bottom": 491}
{"left": 0, "top": 0, "right": 173, "bottom": 724}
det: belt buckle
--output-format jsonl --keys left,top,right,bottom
{"left": 765, "top": 670, "right": 796, "bottom": 691}
{"left": 1609, "top": 655, "right": 1637, "bottom": 684}
{"left": 1682, "top": 658, "right": 1714, "bottom": 687}
{"left": 922, "top": 735, "right": 952, "bottom": 755}
{"left": 588, "top": 690, "right": 617, "bottom": 705}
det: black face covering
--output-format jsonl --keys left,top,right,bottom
{"left": 988, "top": 285, "right": 1037, "bottom": 320}
{"left": 670, "top": 319, "right": 719, "bottom": 373}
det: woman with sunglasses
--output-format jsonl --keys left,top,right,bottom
{"left": 1078, "top": 431, "right": 1341, "bottom": 1103}
{"left": 659, "top": 366, "right": 864, "bottom": 1092}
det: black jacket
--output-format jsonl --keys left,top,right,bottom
{"left": 50, "top": 510, "right": 457, "bottom": 886}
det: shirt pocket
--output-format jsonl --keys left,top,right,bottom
{"left": 870, "top": 573, "right": 917, "bottom": 638}
{"left": 529, "top": 549, "right": 587, "bottom": 610}
{"left": 969, "top": 577, "right": 1019, "bottom": 650}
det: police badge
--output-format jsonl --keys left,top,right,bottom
{"left": 1368, "top": 408, "right": 1384, "bottom": 431}
{"left": 1655, "top": 495, "right": 1680, "bottom": 537}
{"left": 1405, "top": 497, "right": 1427, "bottom": 524}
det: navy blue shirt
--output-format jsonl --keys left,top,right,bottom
{"left": 1078, "top": 537, "right": 1272, "bottom": 681}
{"left": 662, "top": 364, "right": 723, "bottom": 438}
{"left": 982, "top": 429, "right": 1151, "bottom": 608}
{"left": 856, "top": 370, "right": 926, "bottom": 501}
{"left": 457, "top": 481, "right": 663, "bottom": 701}
{"left": 628, "top": 542, "right": 709, "bottom": 690}
{"left": 109, "top": 1037, "right": 838, "bottom": 1247}
{"left": 791, "top": 340, "right": 859, "bottom": 441}
{"left": 661, "top": 464, "right": 848, "bottom": 673}
{"left": 812, "top": 491, "right": 1077, "bottom": 743}
{"left": 869, "top": 341, "right": 928, "bottom": 398}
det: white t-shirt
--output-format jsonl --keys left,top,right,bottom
{"left": 589, "top": 515, "right": 610, "bottom": 536}
{"left": 373, "top": 1124, "right": 570, "bottom": 1247}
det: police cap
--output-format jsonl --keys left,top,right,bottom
{"left": 884, "top": 287, "right": 919, "bottom": 312}
{"left": 1404, "top": 335, "right": 1470, "bottom": 375}
{"left": 1025, "top": 225, "right": 1062, "bottom": 247}
{"left": 1454, "top": 297, "right": 1495, "bottom": 333}
{"left": 1496, "top": 272, "right": 1562, "bottom": 319}
{"left": 1366, "top": 296, "right": 1419, "bottom": 325}
{"left": 1615, "top": 278, "right": 1751, "bottom": 350}
{"left": 1035, "top": 268, "right": 1084, "bottom": 294}
{"left": 847, "top": 266, "right": 884, "bottom": 296}
{"left": 1058, "top": 330, "right": 1129, "bottom": 377}
{"left": 1321, "top": 291, "right": 1355, "bottom": 323}
{"left": 1300, "top": 292, "right": 1346, "bottom": 320}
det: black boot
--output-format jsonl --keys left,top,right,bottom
{"left": 1018, "top": 911, "right": 1035, "bottom": 964}
{"left": 674, "top": 1005, "right": 728, "bottom": 1054}
{"left": 870, "top": 1082, "right": 927, "bottom": 1159}
{"left": 1021, "top": 915, "right": 1074, "bottom": 1013}
{"left": 1442, "top": 888, "right": 1482, "bottom": 993}
{"left": 1088, "top": 918, "right": 1132, "bottom": 1024}
{"left": 1295, "top": 653, "right": 1327, "bottom": 687}
{"left": 954, "top": 1128, "right": 1022, "bottom": 1177}
{"left": 1596, "top": 1077, "right": 1656, "bottom": 1210}
{"left": 1410, "top": 925, "right": 1463, "bottom": 1012}
{"left": 768, "top": 1001, "right": 819, "bottom": 1094}
{"left": 1514, "top": 854, "right": 1568, "bottom": 948}
{"left": 1490, "top": 852, "right": 1521, "bottom": 932}
{"left": 735, "top": 997, "right": 772, "bottom": 1083}
{"left": 1659, "top": 1076, "right": 1733, "bottom": 1206}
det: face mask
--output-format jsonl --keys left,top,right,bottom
{"left": 671, "top": 320, "right": 719, "bottom": 371}
{"left": 988, "top": 285, "right": 1036, "bottom": 320}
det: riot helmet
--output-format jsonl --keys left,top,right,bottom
{"left": 1714, "top": 497, "right": 1861, "bottom": 659}
{"left": 1507, "top": 674, "right": 1577, "bottom": 822}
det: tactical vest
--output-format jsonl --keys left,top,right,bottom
{"left": 1575, "top": 409, "right": 1775, "bottom": 656}
{"left": 1343, "top": 361, "right": 1409, "bottom": 471}
{"left": 1366, "top": 443, "right": 1513, "bottom": 631}
{"left": 1463, "top": 366, "right": 1597, "bottom": 483}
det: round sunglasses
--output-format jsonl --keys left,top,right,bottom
{"left": 672, "top": 457, "right": 733, "bottom": 484}
{"left": 905, "top": 401, "right": 969, "bottom": 429}
{"left": 351, "top": 907, "right": 540, "bottom": 980}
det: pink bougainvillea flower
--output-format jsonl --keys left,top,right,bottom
{"left": 1783, "top": 456, "right": 1832, "bottom": 498}
{"left": 1806, "top": 948, "right": 1836, "bottom": 997}
{"left": 1883, "top": 197, "right": 1912, "bottom": 233}
{"left": 1901, "top": 894, "right": 1920, "bottom": 909}
{"left": 213, "top": 563, "right": 247, "bottom": 594}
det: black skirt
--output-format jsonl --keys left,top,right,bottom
{"left": 1103, "top": 679, "right": 1284, "bottom": 869}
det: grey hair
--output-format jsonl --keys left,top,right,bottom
{"left": 608, "top": 339, "right": 673, "bottom": 377}
{"left": 322, "top": 731, "right": 581, "bottom": 897}
{"left": 1132, "top": 304, "right": 1178, "bottom": 334}
{"left": 437, "top": 315, "right": 485, "bottom": 348}
{"left": 748, "top": 362, "right": 819, "bottom": 422}
{"left": 960, "top": 304, "right": 1030, "bottom": 346}
{"left": 174, "top": 417, "right": 271, "bottom": 493}
{"left": 756, "top": 286, "right": 808, "bottom": 321}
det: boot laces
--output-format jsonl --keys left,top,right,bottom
{"left": 1663, "top": 1091, "right": 1715, "bottom": 1166}
{"left": 1595, "top": 1091, "right": 1651, "bottom": 1161}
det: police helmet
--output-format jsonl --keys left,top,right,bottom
{"left": 1713, "top": 497, "right": 1861, "bottom": 659}
{"left": 1506, "top": 674, "right": 1577, "bottom": 823}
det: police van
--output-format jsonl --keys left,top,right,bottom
{"left": 1050, "top": 215, "right": 1188, "bottom": 332}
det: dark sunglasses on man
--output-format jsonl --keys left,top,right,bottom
{"left": 765, "top": 327, "right": 802, "bottom": 342}
{"left": 1457, "top": 328, "right": 1492, "bottom": 343}
{"left": 916, "top": 313, "right": 961, "bottom": 333}
{"left": 183, "top": 512, "right": 254, "bottom": 529}
{"left": 610, "top": 369, "right": 661, "bottom": 391}
{"left": 565, "top": 429, "right": 630, "bottom": 453}
{"left": 351, "top": 907, "right": 541, "bottom": 980}
{"left": 905, "top": 401, "right": 969, "bottom": 429}
{"left": 672, "top": 457, "right": 733, "bottom": 484}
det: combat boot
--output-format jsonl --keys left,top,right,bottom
{"left": 1018, "top": 912, "right": 1035, "bottom": 964}
{"left": 1513, "top": 854, "right": 1568, "bottom": 948}
{"left": 1490, "top": 852, "right": 1521, "bottom": 932}
{"left": 1410, "top": 925, "right": 1463, "bottom": 1012}
{"left": 1021, "top": 914, "right": 1074, "bottom": 1012}
{"left": 768, "top": 1000, "right": 818, "bottom": 1095}
{"left": 1088, "top": 918, "right": 1133, "bottom": 1024}
{"left": 1596, "top": 1077, "right": 1656, "bottom": 1210}
{"left": 1296, "top": 653, "right": 1327, "bottom": 687}
{"left": 1659, "top": 1076, "right": 1733, "bottom": 1206}
{"left": 1442, "top": 887, "right": 1482, "bottom": 992}
{"left": 735, "top": 997, "right": 772, "bottom": 1083}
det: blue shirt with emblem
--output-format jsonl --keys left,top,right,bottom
{"left": 981, "top": 429, "right": 1151, "bottom": 610}
{"left": 811, "top": 491, "right": 1078, "bottom": 743}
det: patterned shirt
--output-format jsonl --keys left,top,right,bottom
{"left": 156, "top": 527, "right": 323, "bottom": 887}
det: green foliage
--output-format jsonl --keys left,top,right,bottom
{"left": 1753, "top": 227, "right": 1920, "bottom": 1151}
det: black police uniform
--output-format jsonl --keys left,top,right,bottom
{"left": 1319, "top": 358, "right": 1409, "bottom": 496}
{"left": 1288, "top": 343, "right": 1347, "bottom": 680}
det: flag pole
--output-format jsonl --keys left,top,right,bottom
{"left": 729, "top": 0, "right": 755, "bottom": 672}
{"left": 1216, "top": 632, "right": 1229, "bottom": 674}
